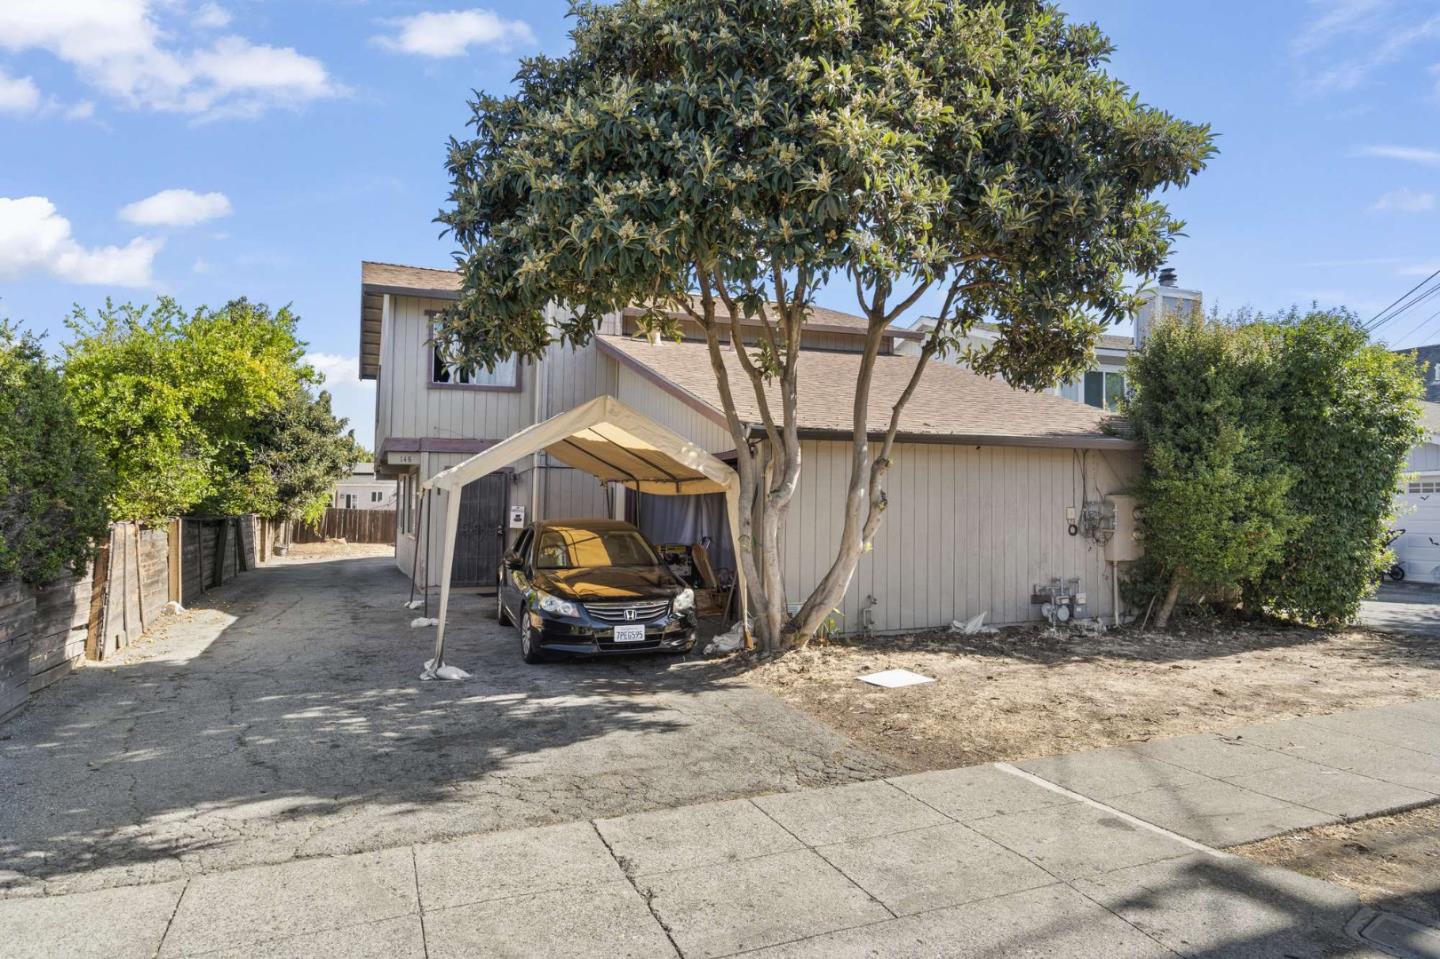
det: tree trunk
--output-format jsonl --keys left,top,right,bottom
{"left": 1154, "top": 576, "right": 1183, "bottom": 629}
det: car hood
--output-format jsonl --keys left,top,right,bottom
{"left": 533, "top": 567, "right": 680, "bottom": 601}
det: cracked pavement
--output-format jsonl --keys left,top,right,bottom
{"left": 0, "top": 552, "right": 898, "bottom": 899}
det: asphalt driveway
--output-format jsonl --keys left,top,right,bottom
{"left": 1359, "top": 582, "right": 1440, "bottom": 638}
{"left": 0, "top": 552, "right": 895, "bottom": 898}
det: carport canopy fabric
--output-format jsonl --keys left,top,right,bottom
{"left": 420, "top": 395, "right": 747, "bottom": 674}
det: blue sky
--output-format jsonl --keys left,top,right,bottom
{"left": 1, "top": 0, "right": 1437, "bottom": 449}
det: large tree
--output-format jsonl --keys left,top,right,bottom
{"left": 439, "top": 0, "right": 1213, "bottom": 650}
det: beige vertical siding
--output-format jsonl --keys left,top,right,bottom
{"left": 616, "top": 367, "right": 734, "bottom": 453}
{"left": 780, "top": 440, "right": 1142, "bottom": 632}
{"left": 1409, "top": 441, "right": 1440, "bottom": 472}
{"left": 379, "top": 295, "right": 532, "bottom": 446}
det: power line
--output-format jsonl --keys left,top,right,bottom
{"left": 1366, "top": 267, "right": 1440, "bottom": 332}
{"left": 1373, "top": 281, "right": 1440, "bottom": 339}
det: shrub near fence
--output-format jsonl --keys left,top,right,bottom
{"left": 293, "top": 507, "right": 396, "bottom": 545}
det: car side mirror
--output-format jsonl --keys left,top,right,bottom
{"left": 503, "top": 551, "right": 523, "bottom": 570}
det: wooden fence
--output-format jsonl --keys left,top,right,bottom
{"left": 2, "top": 513, "right": 274, "bottom": 723}
{"left": 293, "top": 507, "right": 396, "bottom": 545}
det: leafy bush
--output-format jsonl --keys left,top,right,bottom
{"left": 1126, "top": 307, "right": 1425, "bottom": 626}
{"left": 0, "top": 324, "right": 112, "bottom": 584}
{"left": 1251, "top": 310, "right": 1426, "bottom": 623}
{"left": 1125, "top": 313, "right": 1296, "bottom": 626}
{"left": 63, "top": 298, "right": 352, "bottom": 524}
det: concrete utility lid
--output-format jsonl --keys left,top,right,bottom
{"left": 1348, "top": 908, "right": 1440, "bottom": 959}
{"left": 858, "top": 669, "right": 936, "bottom": 689}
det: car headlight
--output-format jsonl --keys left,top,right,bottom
{"left": 534, "top": 590, "right": 578, "bottom": 618}
{"left": 672, "top": 588, "right": 695, "bottom": 613}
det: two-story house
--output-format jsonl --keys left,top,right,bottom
{"left": 361, "top": 260, "right": 1145, "bottom": 632}
{"left": 898, "top": 272, "right": 1203, "bottom": 411}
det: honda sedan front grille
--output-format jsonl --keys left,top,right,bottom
{"left": 584, "top": 600, "right": 671, "bottom": 623}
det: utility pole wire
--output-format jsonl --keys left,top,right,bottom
{"left": 1366, "top": 266, "right": 1440, "bottom": 332}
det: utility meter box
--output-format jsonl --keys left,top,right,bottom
{"left": 1104, "top": 494, "right": 1143, "bottom": 562}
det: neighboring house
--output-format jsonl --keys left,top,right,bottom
{"left": 898, "top": 273, "right": 1203, "bottom": 411}
{"left": 1395, "top": 343, "right": 1440, "bottom": 403}
{"left": 333, "top": 463, "right": 397, "bottom": 511}
{"left": 361, "top": 260, "right": 1143, "bottom": 631}
{"left": 1393, "top": 401, "right": 1440, "bottom": 584}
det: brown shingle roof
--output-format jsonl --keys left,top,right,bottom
{"left": 597, "top": 335, "right": 1134, "bottom": 449}
{"left": 361, "top": 260, "right": 462, "bottom": 296}
{"left": 630, "top": 295, "right": 921, "bottom": 340}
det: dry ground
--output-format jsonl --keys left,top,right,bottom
{"left": 1233, "top": 805, "right": 1440, "bottom": 926}
{"left": 742, "top": 620, "right": 1440, "bottom": 771}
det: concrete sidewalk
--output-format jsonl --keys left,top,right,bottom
{"left": 6, "top": 698, "right": 1440, "bottom": 958}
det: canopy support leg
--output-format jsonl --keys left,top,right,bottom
{"left": 421, "top": 487, "right": 469, "bottom": 681}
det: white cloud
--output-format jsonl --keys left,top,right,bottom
{"left": 120, "top": 189, "right": 232, "bottom": 227}
{"left": 0, "top": 196, "right": 161, "bottom": 287}
{"left": 0, "top": 0, "right": 342, "bottom": 119}
{"left": 1358, "top": 144, "right": 1440, "bottom": 165}
{"left": 1292, "top": 0, "right": 1440, "bottom": 95}
{"left": 64, "top": 100, "right": 95, "bottom": 120}
{"left": 0, "top": 68, "right": 41, "bottom": 114}
{"left": 1400, "top": 262, "right": 1440, "bottom": 276}
{"left": 193, "top": 3, "right": 231, "bottom": 30}
{"left": 305, "top": 352, "right": 371, "bottom": 389}
{"left": 374, "top": 9, "right": 536, "bottom": 58}
{"left": 1371, "top": 188, "right": 1436, "bottom": 212}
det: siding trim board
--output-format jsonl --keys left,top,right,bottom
{"left": 380, "top": 437, "right": 500, "bottom": 456}
{"left": 791, "top": 428, "right": 1141, "bottom": 451}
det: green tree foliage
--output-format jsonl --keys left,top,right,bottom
{"left": 0, "top": 325, "right": 113, "bottom": 584}
{"left": 242, "top": 388, "right": 361, "bottom": 524}
{"left": 439, "top": 0, "right": 1213, "bottom": 648}
{"left": 1124, "top": 314, "right": 1296, "bottom": 627}
{"left": 1253, "top": 309, "right": 1426, "bottom": 624}
{"left": 63, "top": 298, "right": 352, "bottom": 524}
{"left": 1126, "top": 308, "right": 1424, "bottom": 626}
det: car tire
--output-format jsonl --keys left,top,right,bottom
{"left": 520, "top": 621, "right": 545, "bottom": 664}
{"left": 1391, "top": 565, "right": 1406, "bottom": 582}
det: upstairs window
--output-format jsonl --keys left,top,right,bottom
{"left": 1083, "top": 370, "right": 1126, "bottom": 411}
{"left": 431, "top": 347, "right": 519, "bottom": 390}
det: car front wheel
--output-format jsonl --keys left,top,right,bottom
{"left": 520, "top": 619, "right": 545, "bottom": 664}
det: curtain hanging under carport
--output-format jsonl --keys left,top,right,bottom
{"left": 418, "top": 395, "right": 749, "bottom": 678}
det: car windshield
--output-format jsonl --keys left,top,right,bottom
{"left": 533, "top": 527, "right": 662, "bottom": 570}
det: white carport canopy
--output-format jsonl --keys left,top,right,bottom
{"left": 420, "top": 395, "right": 748, "bottom": 677}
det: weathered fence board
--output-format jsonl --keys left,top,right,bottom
{"left": 293, "top": 508, "right": 396, "bottom": 545}
{"left": 4, "top": 512, "right": 266, "bottom": 723}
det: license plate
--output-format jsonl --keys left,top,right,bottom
{"left": 612, "top": 624, "right": 647, "bottom": 643}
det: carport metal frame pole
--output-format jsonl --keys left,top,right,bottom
{"left": 429, "top": 488, "right": 462, "bottom": 673}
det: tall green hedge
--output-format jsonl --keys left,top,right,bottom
{"left": 1125, "top": 314, "right": 1296, "bottom": 626}
{"left": 0, "top": 325, "right": 113, "bottom": 585}
{"left": 1252, "top": 310, "right": 1427, "bottom": 623}
{"left": 1126, "top": 307, "right": 1425, "bottom": 626}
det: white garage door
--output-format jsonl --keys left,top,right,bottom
{"left": 1395, "top": 473, "right": 1440, "bottom": 584}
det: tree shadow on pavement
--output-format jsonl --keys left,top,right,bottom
{"left": 0, "top": 555, "right": 894, "bottom": 895}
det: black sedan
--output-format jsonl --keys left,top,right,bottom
{"left": 497, "top": 519, "right": 697, "bottom": 663}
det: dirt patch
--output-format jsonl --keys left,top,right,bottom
{"left": 1232, "top": 805, "right": 1440, "bottom": 926}
{"left": 276, "top": 541, "right": 394, "bottom": 561}
{"left": 740, "top": 621, "right": 1440, "bottom": 770}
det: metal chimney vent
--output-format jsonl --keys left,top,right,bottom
{"left": 1158, "top": 267, "right": 1178, "bottom": 287}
